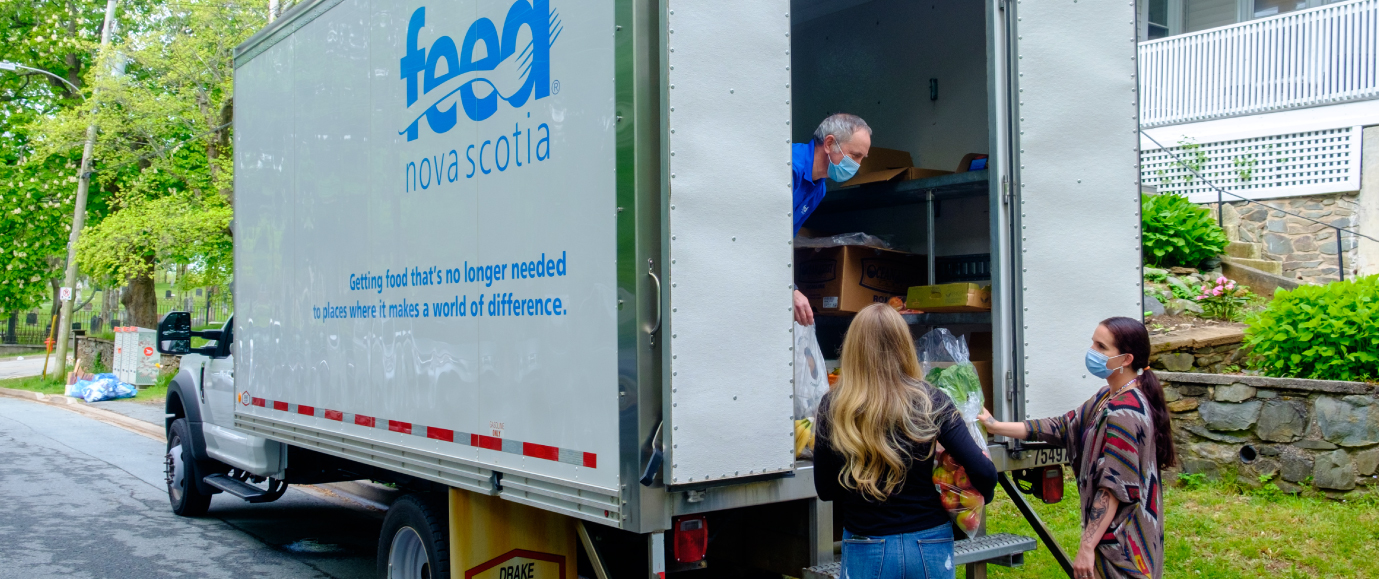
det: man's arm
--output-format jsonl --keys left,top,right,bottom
{"left": 793, "top": 290, "right": 814, "bottom": 326}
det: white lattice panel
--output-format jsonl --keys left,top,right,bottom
{"left": 1141, "top": 126, "right": 1361, "bottom": 203}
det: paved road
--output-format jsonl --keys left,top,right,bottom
{"left": 0, "top": 356, "right": 55, "bottom": 380}
{"left": 0, "top": 396, "right": 384, "bottom": 578}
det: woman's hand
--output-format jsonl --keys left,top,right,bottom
{"left": 1072, "top": 545, "right": 1097, "bottom": 579}
{"left": 976, "top": 408, "right": 1027, "bottom": 439}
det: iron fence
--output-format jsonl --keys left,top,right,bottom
{"left": 1, "top": 291, "right": 231, "bottom": 345}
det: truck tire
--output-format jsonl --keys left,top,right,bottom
{"left": 165, "top": 418, "right": 213, "bottom": 516}
{"left": 378, "top": 494, "right": 450, "bottom": 579}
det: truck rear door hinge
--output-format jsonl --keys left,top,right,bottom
{"left": 1001, "top": 175, "right": 1012, "bottom": 206}
{"left": 1005, "top": 370, "right": 1014, "bottom": 402}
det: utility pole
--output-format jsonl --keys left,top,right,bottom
{"left": 53, "top": 0, "right": 119, "bottom": 381}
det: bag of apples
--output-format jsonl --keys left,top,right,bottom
{"left": 932, "top": 447, "right": 984, "bottom": 537}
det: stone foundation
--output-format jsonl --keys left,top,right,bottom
{"left": 1209, "top": 193, "right": 1361, "bottom": 284}
{"left": 74, "top": 336, "right": 180, "bottom": 378}
{"left": 1162, "top": 371, "right": 1379, "bottom": 495}
{"left": 1149, "top": 326, "right": 1245, "bottom": 374}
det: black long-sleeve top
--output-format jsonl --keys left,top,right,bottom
{"left": 813, "top": 384, "right": 998, "bottom": 536}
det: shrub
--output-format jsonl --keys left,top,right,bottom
{"left": 1141, "top": 193, "right": 1229, "bottom": 268}
{"left": 1245, "top": 276, "right": 1379, "bottom": 382}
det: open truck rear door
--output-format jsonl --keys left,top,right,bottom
{"left": 1004, "top": 0, "right": 1145, "bottom": 422}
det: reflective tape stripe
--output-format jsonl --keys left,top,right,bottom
{"left": 248, "top": 397, "right": 595, "bottom": 468}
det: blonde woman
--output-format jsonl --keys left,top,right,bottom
{"left": 814, "top": 304, "right": 996, "bottom": 579}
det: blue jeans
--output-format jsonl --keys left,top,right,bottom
{"left": 840, "top": 524, "right": 955, "bottom": 579}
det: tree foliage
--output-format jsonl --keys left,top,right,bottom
{"left": 3, "top": 1, "right": 270, "bottom": 322}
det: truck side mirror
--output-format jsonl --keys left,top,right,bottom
{"left": 158, "top": 312, "right": 192, "bottom": 355}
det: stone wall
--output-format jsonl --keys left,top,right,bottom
{"left": 1210, "top": 193, "right": 1361, "bottom": 284}
{"left": 1148, "top": 326, "right": 1245, "bottom": 374}
{"left": 1162, "top": 371, "right": 1379, "bottom": 495}
{"left": 74, "top": 336, "right": 180, "bottom": 378}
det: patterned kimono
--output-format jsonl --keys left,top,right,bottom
{"left": 1024, "top": 384, "right": 1164, "bottom": 579}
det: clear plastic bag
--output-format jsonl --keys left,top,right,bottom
{"left": 792, "top": 232, "right": 892, "bottom": 250}
{"left": 793, "top": 322, "right": 829, "bottom": 459}
{"left": 919, "top": 328, "right": 988, "bottom": 536}
{"left": 932, "top": 447, "right": 985, "bottom": 536}
{"left": 916, "top": 328, "right": 985, "bottom": 445}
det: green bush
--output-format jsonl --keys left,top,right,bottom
{"left": 1141, "top": 193, "right": 1229, "bottom": 268}
{"left": 1245, "top": 276, "right": 1379, "bottom": 382}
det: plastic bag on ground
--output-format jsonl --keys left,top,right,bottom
{"left": 792, "top": 232, "right": 892, "bottom": 250}
{"left": 932, "top": 447, "right": 984, "bottom": 537}
{"left": 793, "top": 322, "right": 829, "bottom": 460}
{"left": 72, "top": 373, "right": 137, "bottom": 403}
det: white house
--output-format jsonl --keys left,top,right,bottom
{"left": 1137, "top": 0, "right": 1378, "bottom": 282}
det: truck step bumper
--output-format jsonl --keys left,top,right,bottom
{"left": 203, "top": 473, "right": 285, "bottom": 503}
{"left": 802, "top": 532, "right": 1038, "bottom": 578}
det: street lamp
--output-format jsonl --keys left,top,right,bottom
{"left": 0, "top": 0, "right": 120, "bottom": 380}
{"left": 0, "top": 61, "right": 85, "bottom": 99}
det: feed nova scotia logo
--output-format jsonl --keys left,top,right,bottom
{"left": 400, "top": 0, "right": 561, "bottom": 141}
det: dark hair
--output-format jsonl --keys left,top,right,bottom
{"left": 1101, "top": 316, "right": 1176, "bottom": 469}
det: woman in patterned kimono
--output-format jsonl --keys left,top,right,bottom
{"left": 979, "top": 317, "right": 1173, "bottom": 579}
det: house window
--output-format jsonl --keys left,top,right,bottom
{"left": 1147, "top": 0, "right": 1172, "bottom": 38}
{"left": 1185, "top": 0, "right": 1237, "bottom": 33}
{"left": 1253, "top": 0, "right": 1308, "bottom": 17}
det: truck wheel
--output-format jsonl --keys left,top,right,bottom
{"left": 165, "top": 418, "right": 213, "bottom": 516}
{"left": 378, "top": 494, "right": 450, "bottom": 579}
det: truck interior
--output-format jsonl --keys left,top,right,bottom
{"left": 791, "top": 0, "right": 997, "bottom": 373}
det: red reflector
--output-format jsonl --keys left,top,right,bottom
{"left": 673, "top": 515, "right": 708, "bottom": 563}
{"left": 324, "top": 410, "right": 343, "bottom": 421}
{"left": 1042, "top": 465, "right": 1065, "bottom": 504}
{"left": 272, "top": 401, "right": 288, "bottom": 411}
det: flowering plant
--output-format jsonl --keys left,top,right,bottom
{"left": 1195, "top": 276, "right": 1251, "bottom": 320}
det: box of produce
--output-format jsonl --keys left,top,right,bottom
{"left": 905, "top": 282, "right": 991, "bottom": 313}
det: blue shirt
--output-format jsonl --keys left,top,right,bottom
{"left": 792, "top": 141, "right": 827, "bottom": 235}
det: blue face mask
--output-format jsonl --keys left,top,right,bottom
{"left": 1085, "top": 349, "right": 1129, "bottom": 379}
{"left": 827, "top": 142, "right": 861, "bottom": 182}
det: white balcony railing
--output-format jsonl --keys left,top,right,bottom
{"left": 1139, "top": 0, "right": 1379, "bottom": 128}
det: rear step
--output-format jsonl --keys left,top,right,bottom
{"left": 802, "top": 533, "right": 1038, "bottom": 579}
{"left": 203, "top": 473, "right": 287, "bottom": 503}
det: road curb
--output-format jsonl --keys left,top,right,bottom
{"left": 0, "top": 386, "right": 165, "bottom": 442}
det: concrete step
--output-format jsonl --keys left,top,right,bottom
{"left": 1223, "top": 256, "right": 1282, "bottom": 276}
{"left": 1225, "top": 241, "right": 1262, "bottom": 260}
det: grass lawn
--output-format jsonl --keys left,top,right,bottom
{"left": 0, "top": 373, "right": 170, "bottom": 406}
{"left": 968, "top": 472, "right": 1379, "bottom": 578}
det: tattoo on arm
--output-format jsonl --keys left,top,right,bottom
{"left": 1081, "top": 489, "right": 1114, "bottom": 547}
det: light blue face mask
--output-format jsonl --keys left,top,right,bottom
{"left": 827, "top": 142, "right": 861, "bottom": 182}
{"left": 1085, "top": 349, "right": 1129, "bottom": 380}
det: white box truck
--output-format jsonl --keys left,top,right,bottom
{"left": 155, "top": 0, "right": 1144, "bottom": 576}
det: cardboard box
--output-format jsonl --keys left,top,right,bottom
{"left": 796, "top": 245, "right": 926, "bottom": 315}
{"left": 905, "top": 282, "right": 992, "bottom": 313}
{"left": 838, "top": 147, "right": 953, "bottom": 187}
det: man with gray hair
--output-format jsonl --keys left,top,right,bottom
{"left": 792, "top": 113, "right": 872, "bottom": 325}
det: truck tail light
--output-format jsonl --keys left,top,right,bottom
{"left": 673, "top": 515, "right": 708, "bottom": 563}
{"left": 1040, "top": 465, "right": 1064, "bottom": 504}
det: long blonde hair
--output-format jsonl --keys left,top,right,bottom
{"left": 828, "top": 304, "right": 943, "bottom": 501}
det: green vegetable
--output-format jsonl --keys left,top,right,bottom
{"left": 928, "top": 363, "right": 982, "bottom": 407}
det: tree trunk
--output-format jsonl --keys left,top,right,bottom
{"left": 120, "top": 256, "right": 158, "bottom": 328}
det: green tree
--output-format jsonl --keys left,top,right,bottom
{"left": 0, "top": 1, "right": 115, "bottom": 318}
{"left": 30, "top": 0, "right": 259, "bottom": 326}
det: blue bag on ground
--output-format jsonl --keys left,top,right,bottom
{"left": 68, "top": 373, "right": 137, "bottom": 402}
